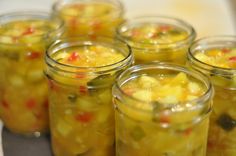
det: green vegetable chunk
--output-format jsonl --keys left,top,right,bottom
{"left": 68, "top": 93, "right": 78, "bottom": 103}
{"left": 87, "top": 74, "right": 115, "bottom": 88}
{"left": 130, "top": 126, "right": 145, "bottom": 141}
{"left": 217, "top": 113, "right": 236, "bottom": 131}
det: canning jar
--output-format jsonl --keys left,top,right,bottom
{"left": 187, "top": 36, "right": 236, "bottom": 156}
{"left": 0, "top": 11, "right": 64, "bottom": 136}
{"left": 45, "top": 37, "right": 133, "bottom": 156}
{"left": 113, "top": 62, "right": 213, "bottom": 156}
{"left": 52, "top": 0, "right": 124, "bottom": 37}
{"left": 116, "top": 16, "right": 196, "bottom": 64}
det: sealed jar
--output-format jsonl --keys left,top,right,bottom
{"left": 113, "top": 62, "right": 213, "bottom": 156}
{"left": 0, "top": 11, "right": 63, "bottom": 136}
{"left": 45, "top": 36, "right": 133, "bottom": 156}
{"left": 117, "top": 16, "right": 196, "bottom": 64}
{"left": 187, "top": 36, "right": 236, "bottom": 156}
{"left": 52, "top": 0, "right": 124, "bottom": 37}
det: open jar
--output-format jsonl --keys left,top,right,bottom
{"left": 52, "top": 0, "right": 124, "bottom": 37}
{"left": 116, "top": 16, "right": 196, "bottom": 64}
{"left": 113, "top": 62, "right": 213, "bottom": 156}
{"left": 45, "top": 36, "right": 133, "bottom": 156}
{"left": 187, "top": 36, "right": 236, "bottom": 156}
{"left": 0, "top": 11, "right": 63, "bottom": 136}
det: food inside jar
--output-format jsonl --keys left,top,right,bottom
{"left": 193, "top": 46, "right": 236, "bottom": 155}
{"left": 120, "top": 24, "right": 189, "bottom": 45}
{"left": 57, "top": 2, "right": 123, "bottom": 37}
{"left": 49, "top": 44, "right": 126, "bottom": 156}
{"left": 120, "top": 72, "right": 206, "bottom": 123}
{"left": 118, "top": 22, "right": 191, "bottom": 64}
{"left": 0, "top": 19, "right": 58, "bottom": 135}
{"left": 115, "top": 72, "right": 209, "bottom": 156}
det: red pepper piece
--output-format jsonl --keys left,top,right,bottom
{"left": 92, "top": 21, "right": 102, "bottom": 30}
{"left": 43, "top": 99, "right": 49, "bottom": 109}
{"left": 75, "top": 73, "right": 86, "bottom": 79}
{"left": 131, "top": 29, "right": 140, "bottom": 37}
{"left": 229, "top": 56, "right": 236, "bottom": 61}
{"left": 184, "top": 128, "right": 192, "bottom": 136}
{"left": 2, "top": 99, "right": 9, "bottom": 109}
{"left": 22, "top": 27, "right": 35, "bottom": 36}
{"left": 79, "top": 86, "right": 87, "bottom": 94}
{"left": 89, "top": 34, "right": 97, "bottom": 40}
{"left": 26, "top": 98, "right": 37, "bottom": 110}
{"left": 159, "top": 114, "right": 170, "bottom": 124}
{"left": 48, "top": 79, "right": 59, "bottom": 91}
{"left": 26, "top": 51, "right": 41, "bottom": 59}
{"left": 69, "top": 18, "right": 78, "bottom": 28}
{"left": 222, "top": 48, "right": 231, "bottom": 53}
{"left": 67, "top": 52, "right": 80, "bottom": 62}
{"left": 123, "top": 88, "right": 135, "bottom": 96}
{"left": 75, "top": 112, "right": 93, "bottom": 123}
{"left": 159, "top": 25, "right": 171, "bottom": 32}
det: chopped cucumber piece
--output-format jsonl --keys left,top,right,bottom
{"left": 130, "top": 126, "right": 145, "bottom": 141}
{"left": 9, "top": 75, "right": 25, "bottom": 87}
{"left": 188, "top": 82, "right": 201, "bottom": 94}
{"left": 169, "top": 30, "right": 182, "bottom": 35}
{"left": 132, "top": 90, "right": 153, "bottom": 102}
{"left": 138, "top": 75, "right": 160, "bottom": 88}
{"left": 56, "top": 121, "right": 73, "bottom": 136}
{"left": 26, "top": 70, "right": 44, "bottom": 83}
{"left": 87, "top": 74, "right": 115, "bottom": 88}
{"left": 68, "top": 93, "right": 78, "bottom": 103}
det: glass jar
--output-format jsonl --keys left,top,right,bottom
{"left": 52, "top": 0, "right": 124, "bottom": 37}
{"left": 187, "top": 36, "right": 236, "bottom": 156}
{"left": 116, "top": 16, "right": 196, "bottom": 65}
{"left": 0, "top": 11, "right": 64, "bottom": 136}
{"left": 45, "top": 36, "right": 133, "bottom": 156}
{"left": 113, "top": 62, "right": 213, "bottom": 156}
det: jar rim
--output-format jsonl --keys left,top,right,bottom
{"left": 52, "top": 0, "right": 124, "bottom": 19}
{"left": 116, "top": 15, "right": 196, "bottom": 50}
{"left": 45, "top": 36, "right": 133, "bottom": 74}
{"left": 113, "top": 62, "right": 213, "bottom": 114}
{"left": 188, "top": 35, "right": 236, "bottom": 73}
{"left": 0, "top": 10, "right": 64, "bottom": 46}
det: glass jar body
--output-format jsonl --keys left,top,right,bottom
{"left": 0, "top": 11, "right": 63, "bottom": 136}
{"left": 116, "top": 16, "right": 196, "bottom": 65}
{"left": 45, "top": 37, "right": 133, "bottom": 156}
{"left": 187, "top": 36, "right": 236, "bottom": 156}
{"left": 113, "top": 63, "right": 213, "bottom": 156}
{"left": 53, "top": 0, "right": 124, "bottom": 37}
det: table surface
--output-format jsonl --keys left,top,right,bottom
{"left": 0, "top": 0, "right": 236, "bottom": 156}
{"left": 2, "top": 128, "right": 52, "bottom": 156}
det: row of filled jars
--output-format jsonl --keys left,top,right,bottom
{"left": 0, "top": 0, "right": 235, "bottom": 156}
